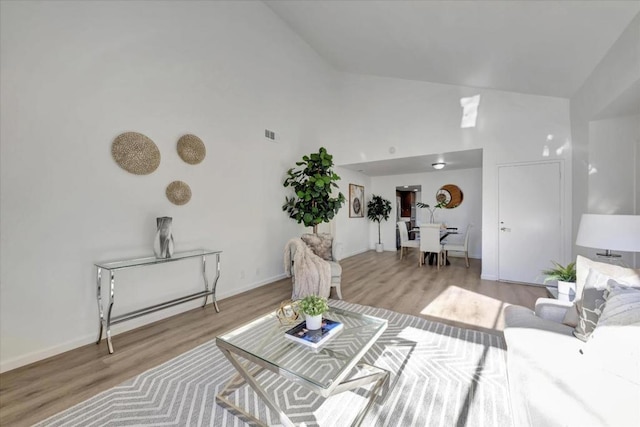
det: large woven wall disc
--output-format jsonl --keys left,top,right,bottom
{"left": 111, "top": 132, "right": 161, "bottom": 175}
{"left": 177, "top": 134, "right": 206, "bottom": 165}
{"left": 166, "top": 180, "right": 192, "bottom": 205}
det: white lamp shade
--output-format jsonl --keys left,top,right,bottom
{"left": 576, "top": 214, "right": 640, "bottom": 252}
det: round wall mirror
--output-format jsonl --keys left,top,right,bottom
{"left": 436, "top": 184, "right": 463, "bottom": 209}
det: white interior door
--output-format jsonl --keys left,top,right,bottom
{"left": 499, "top": 162, "right": 562, "bottom": 284}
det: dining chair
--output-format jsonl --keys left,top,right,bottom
{"left": 419, "top": 223, "right": 444, "bottom": 269}
{"left": 398, "top": 221, "right": 419, "bottom": 260}
{"left": 442, "top": 224, "right": 472, "bottom": 267}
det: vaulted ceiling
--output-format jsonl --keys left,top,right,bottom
{"left": 266, "top": 1, "right": 640, "bottom": 98}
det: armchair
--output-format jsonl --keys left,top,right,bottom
{"left": 285, "top": 233, "right": 343, "bottom": 300}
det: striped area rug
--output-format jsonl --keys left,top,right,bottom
{"left": 37, "top": 300, "right": 513, "bottom": 426}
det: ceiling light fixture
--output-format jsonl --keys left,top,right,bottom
{"left": 432, "top": 162, "right": 446, "bottom": 170}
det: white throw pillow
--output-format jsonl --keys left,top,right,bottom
{"left": 575, "top": 255, "right": 640, "bottom": 299}
{"left": 582, "top": 285, "right": 640, "bottom": 386}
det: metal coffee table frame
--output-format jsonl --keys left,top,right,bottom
{"left": 215, "top": 308, "right": 389, "bottom": 427}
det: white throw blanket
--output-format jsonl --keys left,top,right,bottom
{"left": 284, "top": 238, "right": 331, "bottom": 299}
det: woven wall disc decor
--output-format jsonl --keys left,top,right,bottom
{"left": 111, "top": 132, "right": 161, "bottom": 175}
{"left": 177, "top": 134, "right": 206, "bottom": 165}
{"left": 437, "top": 184, "right": 464, "bottom": 209}
{"left": 166, "top": 181, "right": 192, "bottom": 205}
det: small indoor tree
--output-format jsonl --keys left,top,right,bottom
{"left": 367, "top": 194, "right": 392, "bottom": 252}
{"left": 282, "top": 147, "right": 345, "bottom": 234}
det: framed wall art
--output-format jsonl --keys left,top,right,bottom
{"left": 349, "top": 184, "right": 364, "bottom": 218}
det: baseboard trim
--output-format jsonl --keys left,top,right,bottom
{"left": 446, "top": 253, "right": 481, "bottom": 260}
{"left": 217, "top": 273, "right": 288, "bottom": 300}
{"left": 0, "top": 273, "right": 288, "bottom": 374}
{"left": 481, "top": 274, "right": 498, "bottom": 281}
{"left": 343, "top": 248, "right": 370, "bottom": 258}
{"left": 0, "top": 334, "right": 96, "bottom": 374}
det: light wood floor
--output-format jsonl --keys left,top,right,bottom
{"left": 0, "top": 250, "right": 546, "bottom": 426}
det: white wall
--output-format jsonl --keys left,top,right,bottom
{"left": 585, "top": 114, "right": 640, "bottom": 266}
{"left": 588, "top": 115, "right": 639, "bottom": 215}
{"left": 571, "top": 14, "right": 640, "bottom": 267}
{"left": 0, "top": 1, "right": 339, "bottom": 371}
{"left": 370, "top": 168, "right": 483, "bottom": 258}
{"left": 325, "top": 73, "right": 572, "bottom": 280}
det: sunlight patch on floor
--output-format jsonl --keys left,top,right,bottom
{"left": 420, "top": 285, "right": 505, "bottom": 330}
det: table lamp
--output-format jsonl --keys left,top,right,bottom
{"left": 575, "top": 214, "right": 640, "bottom": 259}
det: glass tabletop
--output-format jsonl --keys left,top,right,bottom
{"left": 95, "top": 249, "right": 221, "bottom": 270}
{"left": 217, "top": 306, "right": 387, "bottom": 391}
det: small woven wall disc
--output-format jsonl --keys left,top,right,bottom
{"left": 111, "top": 132, "right": 161, "bottom": 175}
{"left": 177, "top": 134, "right": 206, "bottom": 165}
{"left": 166, "top": 181, "right": 192, "bottom": 205}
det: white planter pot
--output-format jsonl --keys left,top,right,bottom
{"left": 376, "top": 243, "right": 384, "bottom": 253}
{"left": 557, "top": 280, "right": 576, "bottom": 300}
{"left": 305, "top": 314, "right": 323, "bottom": 330}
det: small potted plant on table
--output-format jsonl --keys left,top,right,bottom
{"left": 298, "top": 295, "right": 329, "bottom": 330}
{"left": 543, "top": 261, "right": 577, "bottom": 298}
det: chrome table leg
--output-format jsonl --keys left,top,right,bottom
{"left": 95, "top": 267, "right": 104, "bottom": 344}
{"left": 201, "top": 253, "right": 220, "bottom": 312}
{"left": 201, "top": 254, "right": 209, "bottom": 307}
{"left": 212, "top": 253, "right": 220, "bottom": 312}
{"left": 105, "top": 270, "right": 115, "bottom": 354}
{"left": 216, "top": 348, "right": 294, "bottom": 427}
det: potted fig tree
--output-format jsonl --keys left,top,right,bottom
{"left": 367, "top": 195, "right": 392, "bottom": 253}
{"left": 282, "top": 147, "right": 345, "bottom": 234}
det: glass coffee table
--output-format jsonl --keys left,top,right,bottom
{"left": 216, "top": 306, "right": 389, "bottom": 426}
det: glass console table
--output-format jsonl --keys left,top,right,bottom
{"left": 95, "top": 249, "right": 222, "bottom": 354}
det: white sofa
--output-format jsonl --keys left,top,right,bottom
{"left": 503, "top": 256, "right": 640, "bottom": 427}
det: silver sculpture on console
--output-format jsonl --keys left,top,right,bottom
{"left": 153, "top": 216, "right": 174, "bottom": 258}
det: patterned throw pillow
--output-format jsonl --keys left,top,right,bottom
{"left": 599, "top": 284, "right": 640, "bottom": 327}
{"left": 301, "top": 233, "right": 333, "bottom": 261}
{"left": 562, "top": 305, "right": 579, "bottom": 327}
{"left": 567, "top": 257, "right": 640, "bottom": 330}
{"left": 573, "top": 269, "right": 610, "bottom": 341}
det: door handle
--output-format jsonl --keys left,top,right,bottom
{"left": 500, "top": 227, "right": 511, "bottom": 232}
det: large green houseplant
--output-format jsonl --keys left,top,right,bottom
{"left": 282, "top": 147, "right": 345, "bottom": 234}
{"left": 367, "top": 195, "right": 392, "bottom": 253}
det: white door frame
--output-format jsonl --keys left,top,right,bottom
{"left": 497, "top": 159, "right": 568, "bottom": 284}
